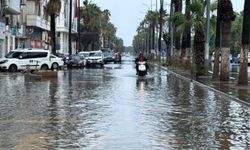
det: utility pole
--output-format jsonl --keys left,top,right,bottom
{"left": 205, "top": 0, "right": 211, "bottom": 74}
{"left": 69, "top": 0, "right": 72, "bottom": 55}
{"left": 170, "top": 0, "right": 174, "bottom": 59}
{"left": 77, "top": 0, "right": 80, "bottom": 52}
{"left": 155, "top": 0, "right": 158, "bottom": 58}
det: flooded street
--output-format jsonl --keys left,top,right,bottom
{"left": 0, "top": 57, "right": 249, "bottom": 150}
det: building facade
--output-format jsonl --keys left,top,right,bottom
{"left": 0, "top": 0, "right": 21, "bottom": 57}
{"left": 0, "top": 0, "right": 78, "bottom": 57}
{"left": 56, "top": 0, "right": 78, "bottom": 54}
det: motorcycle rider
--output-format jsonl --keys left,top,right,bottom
{"left": 135, "top": 52, "right": 148, "bottom": 75}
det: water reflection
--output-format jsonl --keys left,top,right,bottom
{"left": 0, "top": 59, "right": 249, "bottom": 149}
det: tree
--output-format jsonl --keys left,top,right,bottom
{"left": 238, "top": 0, "right": 250, "bottom": 85}
{"left": 212, "top": 0, "right": 221, "bottom": 80}
{"left": 219, "top": 0, "right": 235, "bottom": 81}
{"left": 45, "top": 0, "right": 62, "bottom": 55}
{"left": 81, "top": 0, "right": 102, "bottom": 50}
{"left": 158, "top": 0, "right": 164, "bottom": 60}
{"left": 181, "top": 0, "right": 191, "bottom": 68}
{"left": 173, "top": 0, "right": 182, "bottom": 61}
{"left": 189, "top": 0, "right": 206, "bottom": 76}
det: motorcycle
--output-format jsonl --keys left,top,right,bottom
{"left": 136, "top": 61, "right": 147, "bottom": 76}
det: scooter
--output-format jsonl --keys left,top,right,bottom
{"left": 137, "top": 61, "right": 147, "bottom": 77}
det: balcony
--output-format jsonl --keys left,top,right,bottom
{"left": 3, "top": 0, "right": 21, "bottom": 15}
{"left": 26, "top": 15, "right": 50, "bottom": 31}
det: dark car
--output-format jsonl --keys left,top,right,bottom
{"left": 103, "top": 51, "right": 115, "bottom": 64}
{"left": 66, "top": 54, "right": 85, "bottom": 68}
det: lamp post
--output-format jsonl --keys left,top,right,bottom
{"left": 77, "top": 0, "right": 80, "bottom": 52}
{"left": 205, "top": 0, "right": 210, "bottom": 74}
{"left": 69, "top": 0, "right": 72, "bottom": 55}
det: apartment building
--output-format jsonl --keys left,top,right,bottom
{"left": 56, "top": 0, "right": 78, "bottom": 54}
{"left": 0, "top": 0, "right": 78, "bottom": 57}
{"left": 0, "top": 0, "right": 22, "bottom": 57}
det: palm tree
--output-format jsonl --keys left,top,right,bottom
{"left": 238, "top": 0, "right": 250, "bottom": 85}
{"left": 212, "top": 0, "right": 221, "bottom": 80}
{"left": 158, "top": 0, "right": 164, "bottom": 60}
{"left": 171, "top": 0, "right": 206, "bottom": 76}
{"left": 145, "top": 10, "right": 157, "bottom": 55}
{"left": 189, "top": 0, "right": 206, "bottom": 76}
{"left": 173, "top": 0, "right": 182, "bottom": 61}
{"left": 82, "top": 0, "right": 102, "bottom": 50}
{"left": 45, "top": 0, "right": 62, "bottom": 55}
{"left": 219, "top": 0, "right": 235, "bottom": 81}
{"left": 181, "top": 0, "right": 191, "bottom": 68}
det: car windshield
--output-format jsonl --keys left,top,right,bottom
{"left": 5, "top": 51, "right": 22, "bottom": 58}
{"left": 82, "top": 53, "right": 89, "bottom": 57}
{"left": 89, "top": 52, "right": 101, "bottom": 57}
{"left": 71, "top": 55, "right": 83, "bottom": 60}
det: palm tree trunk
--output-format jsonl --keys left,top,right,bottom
{"left": 238, "top": 45, "right": 248, "bottom": 85}
{"left": 238, "top": 0, "right": 250, "bottom": 85}
{"left": 174, "top": 0, "right": 182, "bottom": 62}
{"left": 158, "top": 0, "right": 164, "bottom": 60}
{"left": 181, "top": 32, "right": 187, "bottom": 66}
{"left": 194, "top": 27, "right": 205, "bottom": 77}
{"left": 212, "top": 0, "right": 221, "bottom": 80}
{"left": 181, "top": 0, "right": 191, "bottom": 68}
{"left": 220, "top": 0, "right": 235, "bottom": 81}
{"left": 50, "top": 14, "right": 56, "bottom": 55}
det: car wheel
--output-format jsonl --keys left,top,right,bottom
{"left": 51, "top": 63, "right": 59, "bottom": 70}
{"left": 9, "top": 64, "right": 18, "bottom": 72}
{"left": 41, "top": 64, "right": 49, "bottom": 70}
{"left": 101, "top": 64, "right": 104, "bottom": 68}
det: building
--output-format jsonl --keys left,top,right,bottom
{"left": 56, "top": 0, "right": 78, "bottom": 54}
{"left": 0, "top": 0, "right": 78, "bottom": 57}
{"left": 0, "top": 0, "right": 22, "bottom": 57}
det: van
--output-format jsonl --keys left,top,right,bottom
{"left": 0, "top": 48, "right": 64, "bottom": 72}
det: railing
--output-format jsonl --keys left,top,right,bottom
{"left": 26, "top": 15, "right": 50, "bottom": 31}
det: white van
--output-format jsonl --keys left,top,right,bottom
{"left": 0, "top": 48, "right": 64, "bottom": 72}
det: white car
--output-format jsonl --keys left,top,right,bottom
{"left": 0, "top": 48, "right": 64, "bottom": 72}
{"left": 78, "top": 51, "right": 90, "bottom": 66}
{"left": 86, "top": 50, "right": 104, "bottom": 68}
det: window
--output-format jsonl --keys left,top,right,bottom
{"left": 5, "top": 52, "right": 21, "bottom": 58}
{"left": 28, "top": 52, "right": 48, "bottom": 58}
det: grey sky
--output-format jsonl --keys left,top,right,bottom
{"left": 88, "top": 0, "right": 244, "bottom": 47}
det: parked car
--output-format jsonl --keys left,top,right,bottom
{"left": 78, "top": 51, "right": 90, "bottom": 66}
{"left": 55, "top": 52, "right": 68, "bottom": 65}
{"left": 86, "top": 50, "right": 104, "bottom": 68}
{"left": 50, "top": 54, "right": 65, "bottom": 70}
{"left": 66, "top": 54, "right": 85, "bottom": 68}
{"left": 0, "top": 48, "right": 64, "bottom": 72}
{"left": 103, "top": 51, "right": 115, "bottom": 64}
{"left": 78, "top": 51, "right": 90, "bottom": 58}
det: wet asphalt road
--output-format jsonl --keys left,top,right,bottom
{"left": 0, "top": 56, "right": 249, "bottom": 150}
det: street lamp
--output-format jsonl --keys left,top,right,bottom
{"left": 205, "top": 0, "right": 210, "bottom": 74}
{"left": 20, "top": 0, "right": 26, "bottom": 10}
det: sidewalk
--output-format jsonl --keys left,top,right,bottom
{"left": 159, "top": 65, "right": 250, "bottom": 106}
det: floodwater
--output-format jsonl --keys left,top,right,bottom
{"left": 0, "top": 57, "right": 249, "bottom": 150}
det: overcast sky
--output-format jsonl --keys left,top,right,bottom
{"left": 85, "top": 0, "right": 244, "bottom": 47}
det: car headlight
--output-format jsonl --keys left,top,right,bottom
{"left": 0, "top": 60, "right": 8, "bottom": 64}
